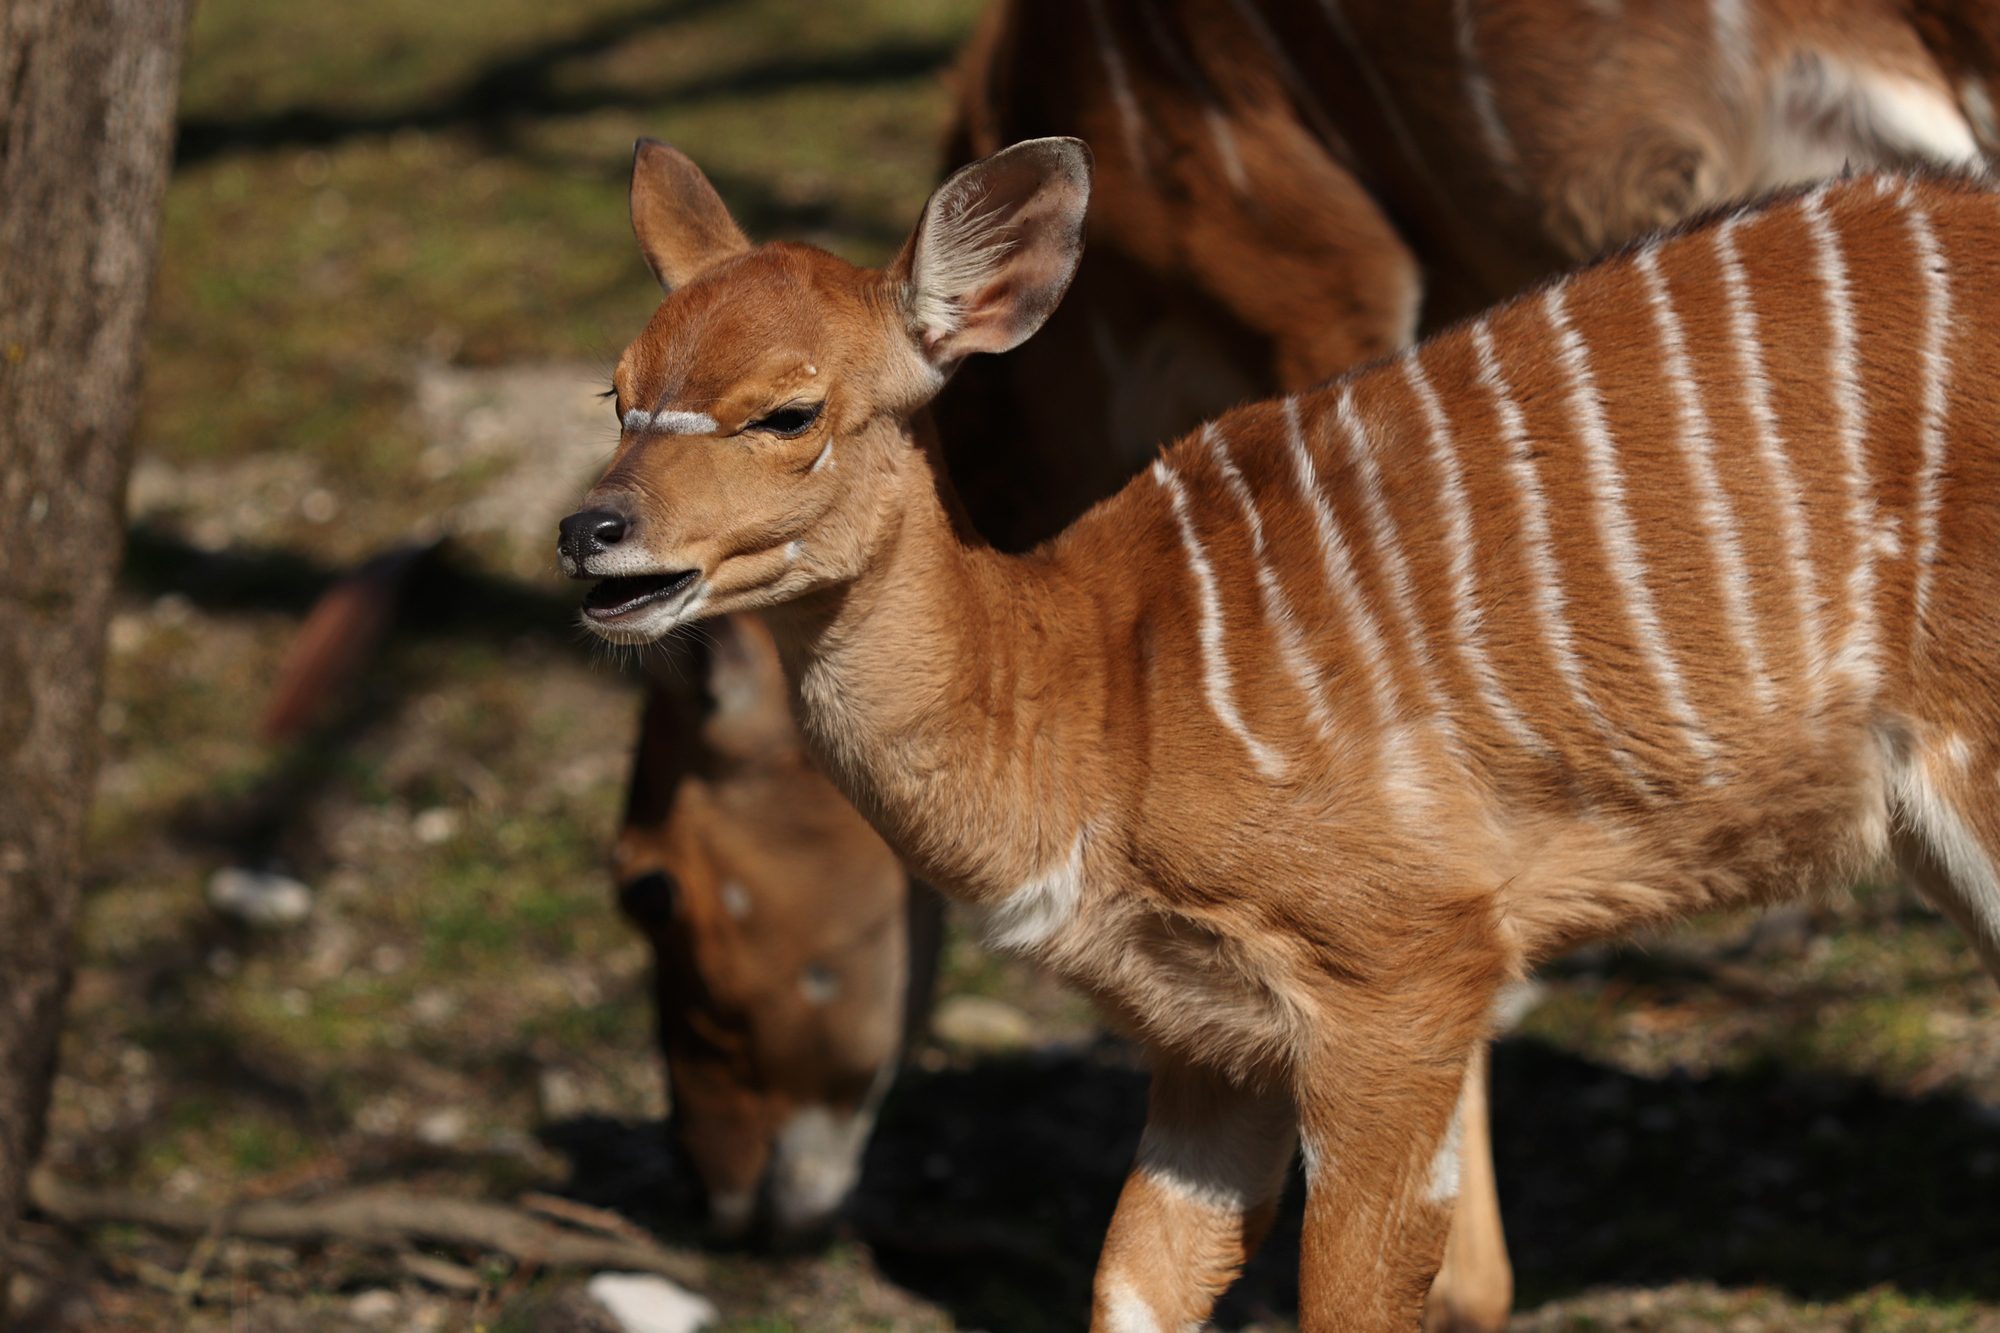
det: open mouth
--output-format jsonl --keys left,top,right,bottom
{"left": 582, "top": 570, "right": 699, "bottom": 620}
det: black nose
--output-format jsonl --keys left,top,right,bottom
{"left": 558, "top": 507, "right": 629, "bottom": 568}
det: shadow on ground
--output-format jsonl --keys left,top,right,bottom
{"left": 544, "top": 1036, "right": 2000, "bottom": 1331}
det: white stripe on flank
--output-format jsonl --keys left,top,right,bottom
{"left": 1903, "top": 188, "right": 1951, "bottom": 638}
{"left": 1451, "top": 0, "right": 1521, "bottom": 193}
{"left": 1210, "top": 427, "right": 1339, "bottom": 750}
{"left": 1470, "top": 319, "right": 1647, "bottom": 788}
{"left": 1634, "top": 245, "right": 1775, "bottom": 714}
{"left": 1284, "top": 397, "right": 1399, "bottom": 736}
{"left": 1800, "top": 185, "right": 1880, "bottom": 693}
{"left": 1156, "top": 459, "right": 1287, "bottom": 780}
{"left": 1335, "top": 385, "right": 1459, "bottom": 753}
{"left": 623, "top": 408, "right": 719, "bottom": 435}
{"left": 1403, "top": 353, "right": 1549, "bottom": 756}
{"left": 1083, "top": 0, "right": 1150, "bottom": 183}
{"left": 1714, "top": 213, "right": 1826, "bottom": 706}
{"left": 1544, "top": 284, "right": 1721, "bottom": 778}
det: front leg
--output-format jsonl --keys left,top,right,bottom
{"left": 1423, "top": 1045, "right": 1512, "bottom": 1332}
{"left": 1297, "top": 1030, "right": 1485, "bottom": 1331}
{"left": 1090, "top": 1055, "right": 1296, "bottom": 1331}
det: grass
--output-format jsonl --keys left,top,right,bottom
{"left": 30, "top": 0, "right": 2000, "bottom": 1327}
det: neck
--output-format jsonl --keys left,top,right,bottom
{"left": 762, "top": 443, "right": 1103, "bottom": 906}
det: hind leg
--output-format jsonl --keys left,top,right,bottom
{"left": 1890, "top": 743, "right": 2000, "bottom": 984}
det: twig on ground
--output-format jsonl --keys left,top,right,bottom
{"left": 27, "top": 1170, "right": 705, "bottom": 1286}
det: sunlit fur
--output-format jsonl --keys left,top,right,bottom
{"left": 577, "top": 158, "right": 2000, "bottom": 1330}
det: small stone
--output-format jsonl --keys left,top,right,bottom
{"left": 538, "top": 1067, "right": 588, "bottom": 1122}
{"left": 585, "top": 1273, "right": 718, "bottom": 1333}
{"left": 208, "top": 867, "right": 313, "bottom": 929}
{"left": 349, "top": 1290, "right": 399, "bottom": 1324}
{"left": 300, "top": 487, "right": 340, "bottom": 523}
{"left": 412, "top": 807, "right": 461, "bottom": 845}
{"left": 931, "top": 994, "right": 1035, "bottom": 1053}
{"left": 416, "top": 1108, "right": 469, "bottom": 1146}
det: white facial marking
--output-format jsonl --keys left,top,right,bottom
{"left": 719, "top": 880, "right": 751, "bottom": 920}
{"left": 808, "top": 438, "right": 833, "bottom": 473}
{"left": 799, "top": 962, "right": 840, "bottom": 1006}
{"left": 768, "top": 1104, "right": 874, "bottom": 1235}
{"left": 978, "top": 831, "right": 1086, "bottom": 953}
{"left": 624, "top": 408, "right": 720, "bottom": 436}
{"left": 1425, "top": 1089, "right": 1468, "bottom": 1204}
{"left": 1158, "top": 455, "right": 1287, "bottom": 780}
{"left": 784, "top": 539, "right": 805, "bottom": 564}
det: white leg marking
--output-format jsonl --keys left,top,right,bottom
{"left": 1335, "top": 384, "right": 1461, "bottom": 757}
{"left": 1210, "top": 427, "right": 1340, "bottom": 752}
{"left": 1084, "top": 0, "right": 1150, "bottom": 183}
{"left": 1800, "top": 186, "right": 1879, "bottom": 696}
{"left": 1451, "top": 0, "right": 1521, "bottom": 193}
{"left": 1635, "top": 244, "right": 1775, "bottom": 715}
{"left": 1715, "top": 214, "right": 1826, "bottom": 710}
{"left": 1103, "top": 1277, "right": 1165, "bottom": 1333}
{"left": 1903, "top": 189, "right": 1952, "bottom": 639}
{"left": 1284, "top": 397, "right": 1401, "bottom": 738}
{"left": 1404, "top": 352, "right": 1551, "bottom": 757}
{"left": 1545, "top": 284, "right": 1721, "bottom": 780}
{"left": 977, "top": 831, "right": 1086, "bottom": 954}
{"left": 1158, "top": 458, "right": 1286, "bottom": 779}
{"left": 1137, "top": 1110, "right": 1291, "bottom": 1217}
{"left": 1471, "top": 318, "right": 1647, "bottom": 789}
{"left": 1893, "top": 744, "right": 2000, "bottom": 953}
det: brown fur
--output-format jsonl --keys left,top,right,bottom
{"left": 614, "top": 0, "right": 2000, "bottom": 1306}
{"left": 570, "top": 147, "right": 2000, "bottom": 1330}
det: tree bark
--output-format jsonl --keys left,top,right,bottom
{"left": 0, "top": 0, "right": 191, "bottom": 1315}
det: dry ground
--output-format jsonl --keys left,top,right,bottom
{"left": 14, "top": 0, "right": 2000, "bottom": 1328}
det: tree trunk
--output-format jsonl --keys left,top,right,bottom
{"left": 0, "top": 0, "right": 191, "bottom": 1314}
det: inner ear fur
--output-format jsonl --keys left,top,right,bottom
{"left": 895, "top": 136, "right": 1093, "bottom": 369}
{"left": 630, "top": 137, "right": 752, "bottom": 291}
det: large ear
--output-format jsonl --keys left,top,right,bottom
{"left": 894, "top": 136, "right": 1092, "bottom": 370}
{"left": 630, "top": 138, "right": 752, "bottom": 291}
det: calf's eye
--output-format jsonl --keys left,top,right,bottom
{"left": 749, "top": 402, "right": 822, "bottom": 437}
